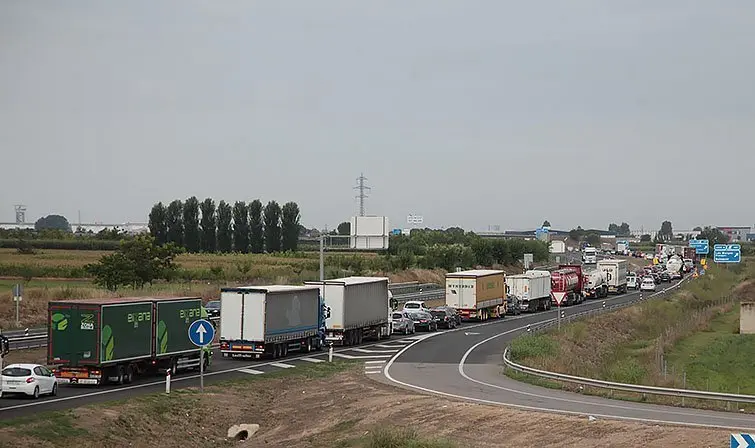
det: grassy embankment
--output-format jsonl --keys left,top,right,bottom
{"left": 0, "top": 361, "right": 454, "bottom": 448}
{"left": 0, "top": 248, "right": 446, "bottom": 330}
{"left": 507, "top": 261, "right": 755, "bottom": 410}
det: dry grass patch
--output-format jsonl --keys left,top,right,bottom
{"left": 0, "top": 362, "right": 733, "bottom": 448}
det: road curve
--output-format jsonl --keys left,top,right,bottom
{"left": 381, "top": 285, "right": 755, "bottom": 431}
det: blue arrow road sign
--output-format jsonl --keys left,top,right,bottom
{"left": 714, "top": 244, "right": 741, "bottom": 263}
{"left": 731, "top": 433, "right": 755, "bottom": 448}
{"left": 188, "top": 319, "right": 215, "bottom": 347}
{"left": 689, "top": 239, "right": 709, "bottom": 255}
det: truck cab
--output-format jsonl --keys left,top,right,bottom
{"left": 583, "top": 247, "right": 597, "bottom": 264}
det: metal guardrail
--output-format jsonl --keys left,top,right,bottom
{"left": 501, "top": 277, "right": 755, "bottom": 404}
{"left": 392, "top": 289, "right": 445, "bottom": 304}
{"left": 503, "top": 347, "right": 755, "bottom": 404}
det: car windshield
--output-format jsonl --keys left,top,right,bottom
{"left": 404, "top": 303, "right": 420, "bottom": 309}
{"left": 2, "top": 367, "right": 31, "bottom": 377}
{"left": 429, "top": 311, "right": 445, "bottom": 318}
{"left": 408, "top": 312, "right": 426, "bottom": 319}
{"left": 392, "top": 313, "right": 404, "bottom": 319}
{"left": 205, "top": 301, "right": 220, "bottom": 309}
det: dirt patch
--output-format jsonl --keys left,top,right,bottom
{"left": 734, "top": 279, "right": 755, "bottom": 302}
{"left": 386, "top": 268, "right": 446, "bottom": 284}
{"left": 0, "top": 364, "right": 731, "bottom": 447}
{"left": 2, "top": 347, "right": 48, "bottom": 365}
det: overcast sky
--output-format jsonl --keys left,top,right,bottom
{"left": 2, "top": 1, "right": 754, "bottom": 232}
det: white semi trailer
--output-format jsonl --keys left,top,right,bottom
{"left": 505, "top": 270, "right": 552, "bottom": 312}
{"left": 305, "top": 276, "right": 392, "bottom": 346}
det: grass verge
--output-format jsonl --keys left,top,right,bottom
{"left": 505, "top": 262, "right": 755, "bottom": 411}
{"left": 0, "top": 360, "right": 358, "bottom": 447}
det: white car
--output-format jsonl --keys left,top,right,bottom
{"left": 1, "top": 363, "right": 58, "bottom": 399}
{"left": 403, "top": 300, "right": 430, "bottom": 312}
{"left": 640, "top": 278, "right": 656, "bottom": 292}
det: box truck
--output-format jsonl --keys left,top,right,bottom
{"left": 583, "top": 247, "right": 598, "bottom": 264}
{"left": 505, "top": 270, "right": 551, "bottom": 312}
{"left": 219, "top": 285, "right": 326, "bottom": 359}
{"left": 48, "top": 297, "right": 211, "bottom": 386}
{"left": 305, "top": 276, "right": 392, "bottom": 346}
{"left": 597, "top": 259, "right": 628, "bottom": 294}
{"left": 445, "top": 270, "right": 506, "bottom": 320}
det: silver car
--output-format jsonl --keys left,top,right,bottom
{"left": 391, "top": 311, "right": 415, "bottom": 335}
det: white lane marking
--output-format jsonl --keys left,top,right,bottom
{"left": 365, "top": 370, "right": 382, "bottom": 375}
{"left": 351, "top": 348, "right": 399, "bottom": 353}
{"left": 333, "top": 353, "right": 393, "bottom": 360}
{"left": 0, "top": 336, "right": 420, "bottom": 413}
{"left": 301, "top": 358, "right": 324, "bottom": 363}
{"left": 376, "top": 344, "right": 409, "bottom": 348}
{"left": 383, "top": 282, "right": 755, "bottom": 431}
{"left": 270, "top": 362, "right": 295, "bottom": 369}
{"left": 365, "top": 360, "right": 386, "bottom": 364}
{"left": 239, "top": 368, "right": 265, "bottom": 375}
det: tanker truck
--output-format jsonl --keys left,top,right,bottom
{"left": 550, "top": 265, "right": 584, "bottom": 306}
{"left": 583, "top": 269, "right": 608, "bottom": 299}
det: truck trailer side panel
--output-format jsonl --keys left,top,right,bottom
{"left": 475, "top": 273, "right": 506, "bottom": 303}
{"left": 265, "top": 289, "right": 321, "bottom": 336}
{"left": 341, "top": 281, "right": 389, "bottom": 329}
{"left": 101, "top": 302, "right": 154, "bottom": 364}
{"left": 154, "top": 298, "right": 203, "bottom": 357}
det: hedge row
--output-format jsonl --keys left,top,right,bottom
{"left": 0, "top": 239, "right": 122, "bottom": 251}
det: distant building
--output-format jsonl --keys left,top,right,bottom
{"left": 717, "top": 226, "right": 753, "bottom": 242}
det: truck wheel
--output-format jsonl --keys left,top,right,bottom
{"left": 124, "top": 365, "right": 134, "bottom": 384}
{"left": 116, "top": 366, "right": 125, "bottom": 385}
{"left": 305, "top": 339, "right": 312, "bottom": 353}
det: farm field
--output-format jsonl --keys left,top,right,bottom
{"left": 0, "top": 248, "right": 446, "bottom": 330}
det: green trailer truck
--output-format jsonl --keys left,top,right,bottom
{"left": 48, "top": 297, "right": 212, "bottom": 386}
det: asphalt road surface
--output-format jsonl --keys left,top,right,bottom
{"left": 0, "top": 333, "right": 436, "bottom": 419}
{"left": 381, "top": 282, "right": 755, "bottom": 431}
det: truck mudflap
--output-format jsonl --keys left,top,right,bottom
{"left": 53, "top": 367, "right": 102, "bottom": 385}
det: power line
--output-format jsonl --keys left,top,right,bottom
{"left": 353, "top": 173, "right": 371, "bottom": 217}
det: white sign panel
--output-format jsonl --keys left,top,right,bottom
{"left": 407, "top": 214, "right": 424, "bottom": 225}
{"left": 350, "top": 216, "right": 389, "bottom": 250}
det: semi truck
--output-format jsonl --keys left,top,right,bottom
{"left": 616, "top": 241, "right": 629, "bottom": 256}
{"left": 445, "top": 269, "right": 506, "bottom": 320}
{"left": 583, "top": 247, "right": 598, "bottom": 264}
{"left": 505, "top": 270, "right": 551, "bottom": 312}
{"left": 48, "top": 297, "right": 211, "bottom": 386}
{"left": 597, "top": 259, "right": 628, "bottom": 294}
{"left": 219, "top": 285, "right": 326, "bottom": 359}
{"left": 551, "top": 265, "right": 584, "bottom": 306}
{"left": 583, "top": 269, "right": 608, "bottom": 299}
{"left": 305, "top": 276, "right": 392, "bottom": 346}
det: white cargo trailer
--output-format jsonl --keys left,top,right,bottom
{"left": 596, "top": 259, "right": 628, "bottom": 294}
{"left": 505, "top": 270, "right": 552, "bottom": 312}
{"left": 305, "top": 276, "right": 391, "bottom": 346}
{"left": 218, "top": 285, "right": 325, "bottom": 359}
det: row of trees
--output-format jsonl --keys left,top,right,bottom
{"left": 148, "top": 197, "right": 301, "bottom": 253}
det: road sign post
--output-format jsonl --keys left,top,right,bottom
{"left": 551, "top": 292, "right": 566, "bottom": 330}
{"left": 188, "top": 319, "right": 215, "bottom": 393}
{"left": 731, "top": 433, "right": 755, "bottom": 448}
{"left": 689, "top": 239, "right": 709, "bottom": 255}
{"left": 12, "top": 284, "right": 22, "bottom": 327}
{"left": 714, "top": 244, "right": 741, "bottom": 264}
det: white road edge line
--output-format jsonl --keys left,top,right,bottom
{"left": 270, "top": 362, "right": 295, "bottom": 369}
{"left": 383, "top": 282, "right": 755, "bottom": 432}
{"left": 0, "top": 335, "right": 415, "bottom": 412}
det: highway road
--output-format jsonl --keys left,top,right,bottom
{"left": 0, "top": 333, "right": 436, "bottom": 419}
{"left": 381, "top": 282, "right": 755, "bottom": 431}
